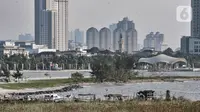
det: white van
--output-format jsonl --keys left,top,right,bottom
{"left": 44, "top": 94, "right": 63, "bottom": 102}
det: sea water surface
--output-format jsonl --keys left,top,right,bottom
{"left": 58, "top": 81, "right": 200, "bottom": 101}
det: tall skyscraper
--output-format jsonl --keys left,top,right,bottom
{"left": 34, "top": 0, "right": 68, "bottom": 51}
{"left": 86, "top": 27, "right": 99, "bottom": 49}
{"left": 74, "top": 29, "right": 84, "bottom": 44}
{"left": 35, "top": 0, "right": 46, "bottom": 45}
{"left": 126, "top": 29, "right": 137, "bottom": 53}
{"left": 113, "top": 17, "right": 138, "bottom": 54}
{"left": 181, "top": 0, "right": 200, "bottom": 55}
{"left": 57, "top": 0, "right": 69, "bottom": 51}
{"left": 143, "top": 32, "right": 164, "bottom": 51}
{"left": 191, "top": 0, "right": 200, "bottom": 37}
{"left": 109, "top": 24, "right": 117, "bottom": 48}
{"left": 68, "top": 29, "right": 84, "bottom": 49}
{"left": 113, "top": 28, "right": 126, "bottom": 51}
{"left": 99, "top": 27, "right": 111, "bottom": 50}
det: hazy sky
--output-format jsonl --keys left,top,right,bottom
{"left": 0, "top": 0, "right": 191, "bottom": 49}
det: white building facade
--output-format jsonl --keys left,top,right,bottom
{"left": 86, "top": 27, "right": 99, "bottom": 49}
{"left": 0, "top": 46, "right": 29, "bottom": 57}
{"left": 99, "top": 27, "right": 111, "bottom": 50}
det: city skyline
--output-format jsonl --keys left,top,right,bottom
{"left": 0, "top": 0, "right": 190, "bottom": 49}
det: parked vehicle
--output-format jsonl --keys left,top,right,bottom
{"left": 43, "top": 94, "right": 64, "bottom": 102}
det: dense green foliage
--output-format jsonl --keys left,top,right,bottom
{"left": 0, "top": 54, "right": 91, "bottom": 70}
{"left": 1, "top": 47, "right": 200, "bottom": 70}
{"left": 90, "top": 55, "right": 137, "bottom": 82}
{"left": 1, "top": 48, "right": 200, "bottom": 78}
{"left": 71, "top": 72, "right": 84, "bottom": 83}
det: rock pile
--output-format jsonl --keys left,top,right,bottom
{"left": 8, "top": 85, "right": 82, "bottom": 96}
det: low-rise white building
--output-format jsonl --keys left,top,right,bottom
{"left": 31, "top": 49, "right": 57, "bottom": 54}
{"left": 0, "top": 45, "right": 29, "bottom": 57}
{"left": 0, "top": 41, "right": 15, "bottom": 46}
{"left": 26, "top": 44, "right": 56, "bottom": 54}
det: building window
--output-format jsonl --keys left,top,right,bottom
{"left": 195, "top": 49, "right": 198, "bottom": 52}
{"left": 194, "top": 41, "right": 198, "bottom": 44}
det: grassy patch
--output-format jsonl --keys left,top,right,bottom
{"left": 0, "top": 101, "right": 200, "bottom": 112}
{"left": 0, "top": 78, "right": 94, "bottom": 89}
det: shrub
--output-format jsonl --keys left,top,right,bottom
{"left": 71, "top": 72, "right": 84, "bottom": 83}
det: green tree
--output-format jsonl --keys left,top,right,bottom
{"left": 2, "top": 67, "right": 11, "bottom": 82}
{"left": 90, "top": 56, "right": 111, "bottom": 82}
{"left": 12, "top": 69, "right": 23, "bottom": 82}
{"left": 71, "top": 72, "right": 84, "bottom": 83}
{"left": 90, "top": 55, "right": 136, "bottom": 83}
{"left": 163, "top": 48, "right": 174, "bottom": 56}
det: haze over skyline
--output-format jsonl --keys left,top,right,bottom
{"left": 0, "top": 0, "right": 190, "bottom": 49}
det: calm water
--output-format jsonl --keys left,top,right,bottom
{"left": 59, "top": 81, "right": 200, "bottom": 101}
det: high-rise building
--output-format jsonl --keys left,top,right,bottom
{"left": 191, "top": 0, "right": 200, "bottom": 37}
{"left": 34, "top": 0, "right": 68, "bottom": 51}
{"left": 99, "top": 27, "right": 111, "bottom": 50}
{"left": 86, "top": 27, "right": 99, "bottom": 49}
{"left": 117, "top": 17, "right": 135, "bottom": 31}
{"left": 181, "top": 0, "right": 200, "bottom": 55}
{"left": 113, "top": 17, "right": 138, "bottom": 54}
{"left": 57, "top": 0, "right": 69, "bottom": 51}
{"left": 74, "top": 29, "right": 84, "bottom": 44}
{"left": 143, "top": 32, "right": 164, "bottom": 51}
{"left": 126, "top": 29, "right": 137, "bottom": 53}
{"left": 68, "top": 29, "right": 84, "bottom": 49}
{"left": 35, "top": 0, "right": 46, "bottom": 45}
{"left": 109, "top": 24, "right": 117, "bottom": 48}
{"left": 181, "top": 36, "right": 200, "bottom": 55}
{"left": 113, "top": 28, "right": 126, "bottom": 51}
{"left": 69, "top": 31, "right": 75, "bottom": 41}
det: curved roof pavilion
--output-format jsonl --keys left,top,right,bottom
{"left": 138, "top": 54, "right": 187, "bottom": 65}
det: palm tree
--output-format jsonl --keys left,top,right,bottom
{"left": 2, "top": 67, "right": 11, "bottom": 82}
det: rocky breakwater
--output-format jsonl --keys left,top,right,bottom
{"left": 8, "top": 85, "right": 83, "bottom": 96}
